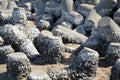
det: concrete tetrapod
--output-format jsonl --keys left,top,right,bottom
{"left": 0, "top": 24, "right": 40, "bottom": 60}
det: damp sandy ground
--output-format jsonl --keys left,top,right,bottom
{"left": 0, "top": 56, "right": 112, "bottom": 80}
{"left": 0, "top": 44, "right": 112, "bottom": 80}
{"left": 0, "top": 64, "right": 112, "bottom": 80}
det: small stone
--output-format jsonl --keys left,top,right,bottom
{"left": 27, "top": 70, "right": 51, "bottom": 80}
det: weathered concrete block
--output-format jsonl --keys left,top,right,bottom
{"left": 36, "top": 30, "right": 65, "bottom": 64}
{"left": 7, "top": 52, "right": 31, "bottom": 80}
{"left": 15, "top": 24, "right": 40, "bottom": 41}
{"left": 84, "top": 9, "right": 101, "bottom": 32}
{"left": 83, "top": 36, "right": 105, "bottom": 56}
{"left": 92, "top": 17, "right": 120, "bottom": 43}
{"left": 11, "top": 7, "right": 27, "bottom": 25}
{"left": 106, "top": 43, "right": 120, "bottom": 65}
{"left": 28, "top": 70, "right": 51, "bottom": 80}
{"left": 62, "top": 10, "right": 84, "bottom": 26}
{"left": 48, "top": 68, "right": 72, "bottom": 80}
{"left": 48, "top": 47, "right": 99, "bottom": 80}
{"left": 70, "top": 47, "right": 99, "bottom": 80}
{"left": 52, "top": 25, "right": 88, "bottom": 44}
{"left": 94, "top": 0, "right": 117, "bottom": 16}
{"left": 110, "top": 59, "right": 120, "bottom": 80}
{"left": 75, "top": 0, "right": 100, "bottom": 6}
{"left": 0, "top": 24, "right": 40, "bottom": 60}
{"left": 113, "top": 8, "right": 120, "bottom": 26}
{"left": 77, "top": 4, "right": 94, "bottom": 18}
{"left": 0, "top": 45, "right": 14, "bottom": 64}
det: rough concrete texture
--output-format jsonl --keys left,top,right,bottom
{"left": 11, "top": 7, "right": 27, "bottom": 25}
{"left": 27, "top": 70, "right": 51, "bottom": 80}
{"left": 37, "top": 20, "right": 51, "bottom": 31}
{"left": 92, "top": 17, "right": 120, "bottom": 43}
{"left": 0, "top": 24, "right": 40, "bottom": 60}
{"left": 74, "top": 25, "right": 86, "bottom": 36}
{"left": 7, "top": 52, "right": 31, "bottom": 80}
{"left": 77, "top": 4, "right": 94, "bottom": 18}
{"left": 110, "top": 59, "right": 120, "bottom": 80}
{"left": 36, "top": 30, "right": 65, "bottom": 64}
{"left": 0, "top": 45, "right": 14, "bottom": 64}
{"left": 113, "top": 8, "right": 120, "bottom": 26}
{"left": 84, "top": 9, "right": 101, "bottom": 32}
{"left": 94, "top": 0, "right": 117, "bottom": 16}
{"left": 75, "top": 0, "right": 100, "bottom": 6}
{"left": 106, "top": 43, "right": 120, "bottom": 65}
{"left": 70, "top": 47, "right": 99, "bottom": 80}
{"left": 52, "top": 25, "right": 88, "bottom": 44}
